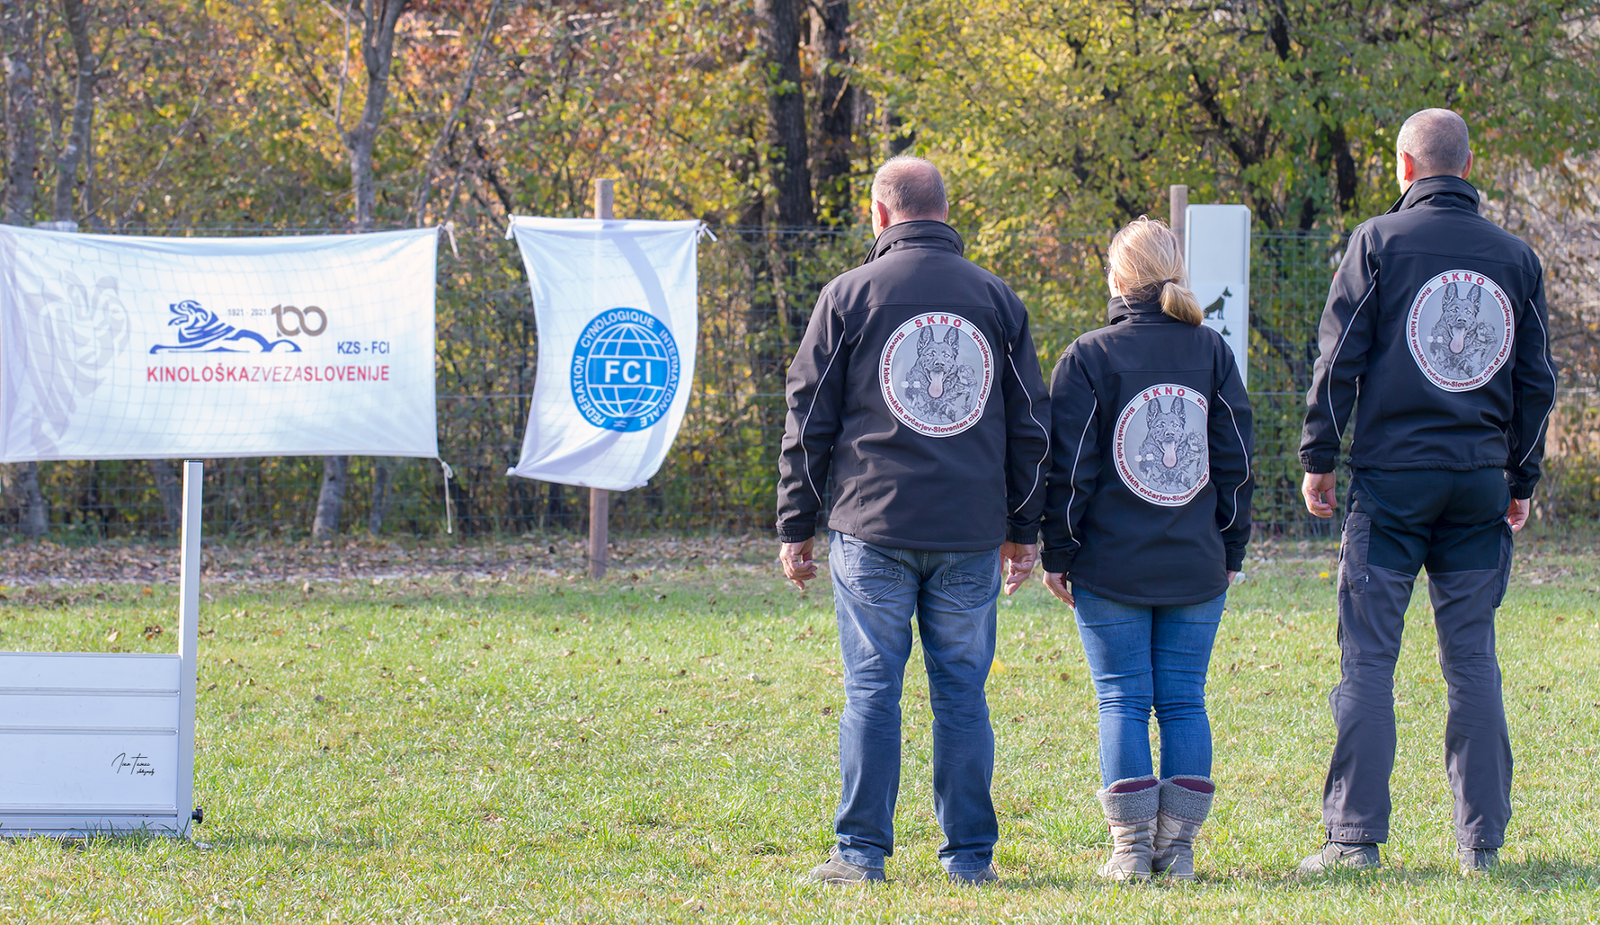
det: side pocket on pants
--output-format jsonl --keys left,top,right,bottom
{"left": 1492, "top": 521, "right": 1514, "bottom": 609}
{"left": 1340, "top": 511, "right": 1372, "bottom": 595}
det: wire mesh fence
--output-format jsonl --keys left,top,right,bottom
{"left": 1, "top": 222, "right": 1594, "bottom": 542}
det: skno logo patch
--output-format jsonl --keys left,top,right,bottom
{"left": 879, "top": 312, "right": 994, "bottom": 438}
{"left": 1113, "top": 384, "right": 1209, "bottom": 507}
{"left": 1405, "top": 270, "right": 1514, "bottom": 392}
{"left": 570, "top": 308, "right": 680, "bottom": 432}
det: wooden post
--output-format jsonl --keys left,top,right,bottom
{"left": 589, "top": 178, "right": 615, "bottom": 580}
{"left": 1169, "top": 184, "right": 1188, "bottom": 254}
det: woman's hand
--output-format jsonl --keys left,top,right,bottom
{"left": 1041, "top": 571, "right": 1074, "bottom": 607}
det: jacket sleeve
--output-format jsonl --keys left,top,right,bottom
{"left": 1040, "top": 348, "right": 1100, "bottom": 574}
{"left": 1002, "top": 304, "right": 1052, "bottom": 544}
{"left": 1301, "top": 226, "right": 1380, "bottom": 473}
{"left": 1505, "top": 264, "right": 1558, "bottom": 498}
{"left": 1210, "top": 344, "right": 1254, "bottom": 572}
{"left": 776, "top": 290, "right": 849, "bottom": 542}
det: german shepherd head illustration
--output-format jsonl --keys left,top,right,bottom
{"left": 1429, "top": 282, "right": 1495, "bottom": 377}
{"left": 915, "top": 325, "right": 961, "bottom": 399}
{"left": 903, "top": 324, "right": 977, "bottom": 423}
{"left": 1137, "top": 397, "right": 1205, "bottom": 492}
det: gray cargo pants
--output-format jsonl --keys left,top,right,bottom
{"left": 1324, "top": 467, "right": 1515, "bottom": 849}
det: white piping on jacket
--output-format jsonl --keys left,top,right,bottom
{"left": 1325, "top": 271, "right": 1379, "bottom": 444}
{"left": 1007, "top": 352, "right": 1050, "bottom": 516}
{"left": 1217, "top": 393, "right": 1252, "bottom": 532}
{"left": 1063, "top": 397, "right": 1097, "bottom": 545}
{"left": 798, "top": 328, "right": 844, "bottom": 511}
{"left": 1518, "top": 298, "right": 1558, "bottom": 468}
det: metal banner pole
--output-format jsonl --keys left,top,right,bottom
{"left": 589, "top": 177, "right": 616, "bottom": 580}
{"left": 175, "top": 460, "right": 203, "bottom": 833}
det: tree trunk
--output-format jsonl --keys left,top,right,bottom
{"left": 150, "top": 459, "right": 181, "bottom": 536}
{"left": 2, "top": 0, "right": 39, "bottom": 226}
{"left": 754, "top": 0, "right": 811, "bottom": 228}
{"left": 319, "top": 0, "right": 408, "bottom": 537}
{"left": 15, "top": 461, "right": 46, "bottom": 537}
{"left": 343, "top": 0, "right": 409, "bottom": 230}
{"left": 312, "top": 455, "right": 349, "bottom": 540}
{"left": 52, "top": 0, "right": 97, "bottom": 223}
{"left": 809, "top": 0, "right": 853, "bottom": 225}
{"left": 368, "top": 458, "right": 392, "bottom": 537}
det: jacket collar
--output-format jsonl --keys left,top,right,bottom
{"left": 1107, "top": 295, "right": 1168, "bottom": 323}
{"left": 862, "top": 220, "right": 966, "bottom": 265}
{"left": 1386, "top": 175, "right": 1481, "bottom": 215}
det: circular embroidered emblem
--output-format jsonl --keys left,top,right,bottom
{"left": 879, "top": 312, "right": 994, "bottom": 438}
{"left": 570, "top": 308, "right": 680, "bottom": 432}
{"left": 1113, "top": 384, "right": 1210, "bottom": 507}
{"left": 1405, "top": 270, "right": 1515, "bottom": 392}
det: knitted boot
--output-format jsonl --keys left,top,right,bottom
{"left": 1151, "top": 776, "right": 1215, "bottom": 880}
{"left": 1095, "top": 776, "right": 1160, "bottom": 881}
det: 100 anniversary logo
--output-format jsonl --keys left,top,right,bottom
{"left": 570, "top": 308, "right": 681, "bottom": 432}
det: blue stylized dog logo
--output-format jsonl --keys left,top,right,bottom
{"left": 148, "top": 299, "right": 301, "bottom": 354}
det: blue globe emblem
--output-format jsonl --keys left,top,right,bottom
{"left": 570, "top": 308, "right": 680, "bottom": 432}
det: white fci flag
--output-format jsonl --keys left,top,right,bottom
{"left": 0, "top": 227, "right": 440, "bottom": 462}
{"left": 505, "top": 217, "right": 701, "bottom": 491}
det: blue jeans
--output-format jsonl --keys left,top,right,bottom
{"left": 830, "top": 532, "right": 1000, "bottom": 874}
{"left": 1072, "top": 586, "right": 1225, "bottom": 786}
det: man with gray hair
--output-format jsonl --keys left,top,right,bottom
{"left": 776, "top": 155, "right": 1050, "bottom": 884}
{"left": 1299, "top": 108, "right": 1557, "bottom": 874}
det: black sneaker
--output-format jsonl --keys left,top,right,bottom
{"left": 1458, "top": 846, "right": 1499, "bottom": 875}
{"left": 1297, "top": 842, "right": 1380, "bottom": 874}
{"left": 806, "top": 847, "right": 886, "bottom": 884}
{"left": 948, "top": 865, "right": 999, "bottom": 886}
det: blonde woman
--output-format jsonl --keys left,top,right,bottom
{"left": 1040, "top": 216, "right": 1254, "bottom": 881}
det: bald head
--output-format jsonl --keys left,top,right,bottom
{"left": 870, "top": 156, "right": 948, "bottom": 225}
{"left": 1396, "top": 109, "right": 1471, "bottom": 182}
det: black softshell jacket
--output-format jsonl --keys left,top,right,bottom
{"left": 1300, "top": 176, "right": 1557, "bottom": 498}
{"left": 775, "top": 221, "right": 1051, "bottom": 550}
{"left": 1041, "top": 298, "right": 1254, "bottom": 605}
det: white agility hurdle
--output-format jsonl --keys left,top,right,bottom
{"left": 0, "top": 461, "right": 204, "bottom": 837}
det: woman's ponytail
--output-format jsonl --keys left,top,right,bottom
{"left": 1106, "top": 216, "right": 1203, "bottom": 326}
{"left": 1160, "top": 279, "right": 1203, "bottom": 326}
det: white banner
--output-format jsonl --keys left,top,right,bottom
{"left": 505, "top": 217, "right": 700, "bottom": 491}
{"left": 0, "top": 227, "right": 439, "bottom": 462}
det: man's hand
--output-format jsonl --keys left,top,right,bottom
{"left": 779, "top": 538, "right": 817, "bottom": 590}
{"left": 1041, "top": 571, "right": 1074, "bottom": 607}
{"left": 1506, "top": 497, "right": 1530, "bottom": 533}
{"left": 1303, "top": 471, "right": 1338, "bottom": 519}
{"left": 1000, "top": 542, "right": 1037, "bottom": 597}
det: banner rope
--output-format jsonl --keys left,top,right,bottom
{"left": 438, "top": 458, "right": 456, "bottom": 535}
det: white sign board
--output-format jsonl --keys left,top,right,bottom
{"left": 1184, "top": 204, "right": 1251, "bottom": 385}
{"left": 505, "top": 217, "right": 701, "bottom": 492}
{"left": 0, "top": 227, "right": 440, "bottom": 462}
{"left": 0, "top": 461, "right": 204, "bottom": 838}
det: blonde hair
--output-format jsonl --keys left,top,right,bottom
{"left": 1106, "top": 216, "right": 1202, "bottom": 325}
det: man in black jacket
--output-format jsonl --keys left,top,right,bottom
{"left": 1298, "top": 109, "right": 1557, "bottom": 875}
{"left": 775, "top": 156, "right": 1050, "bottom": 885}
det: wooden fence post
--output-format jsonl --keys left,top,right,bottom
{"left": 589, "top": 178, "right": 615, "bottom": 580}
{"left": 1170, "top": 184, "right": 1188, "bottom": 253}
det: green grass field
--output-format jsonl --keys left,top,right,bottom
{"left": 1, "top": 537, "right": 1598, "bottom": 923}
